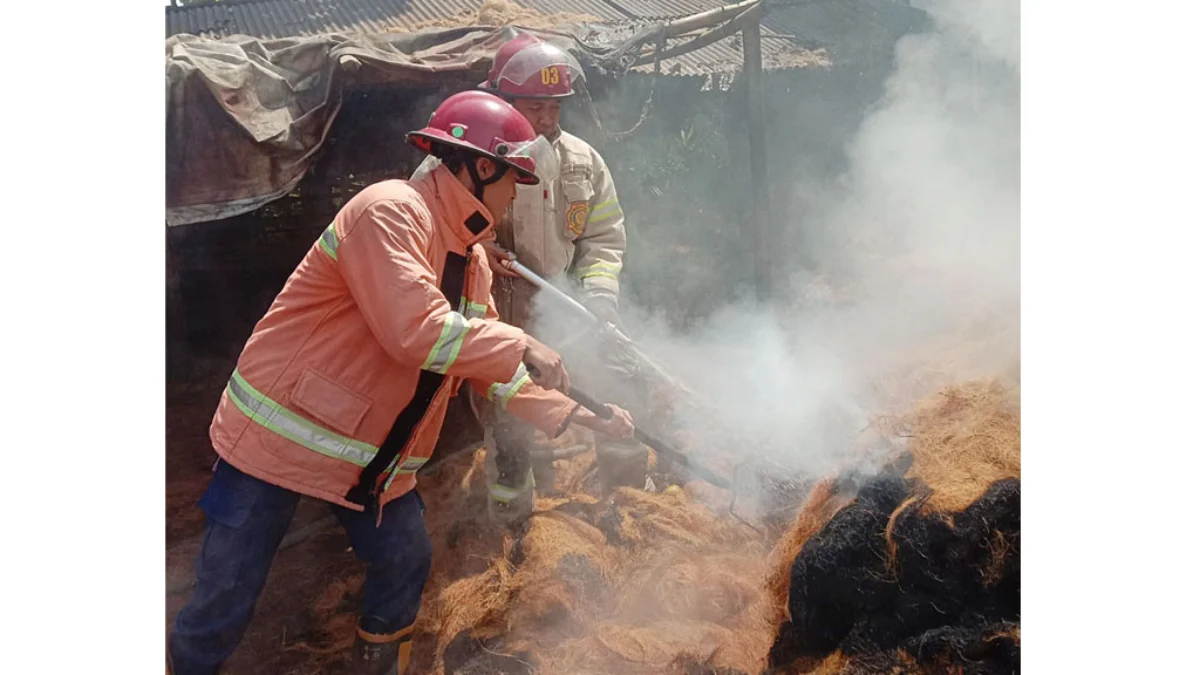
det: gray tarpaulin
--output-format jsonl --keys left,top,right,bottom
{"left": 165, "top": 25, "right": 636, "bottom": 227}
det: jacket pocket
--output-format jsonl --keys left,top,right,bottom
{"left": 288, "top": 368, "right": 373, "bottom": 437}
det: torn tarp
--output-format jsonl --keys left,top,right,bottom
{"left": 165, "top": 25, "right": 637, "bottom": 227}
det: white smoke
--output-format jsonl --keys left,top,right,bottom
{"left": 534, "top": 0, "right": 1020, "bottom": 479}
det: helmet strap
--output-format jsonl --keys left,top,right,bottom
{"left": 466, "top": 157, "right": 509, "bottom": 201}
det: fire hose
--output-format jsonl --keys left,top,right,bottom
{"left": 507, "top": 260, "right": 730, "bottom": 490}
{"left": 507, "top": 258, "right": 794, "bottom": 531}
{"left": 525, "top": 367, "right": 768, "bottom": 531}
{"left": 507, "top": 259, "right": 699, "bottom": 399}
{"left": 562, "top": 387, "right": 730, "bottom": 490}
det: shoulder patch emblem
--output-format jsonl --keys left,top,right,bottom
{"left": 566, "top": 201, "right": 588, "bottom": 237}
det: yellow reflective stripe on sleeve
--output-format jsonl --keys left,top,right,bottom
{"left": 318, "top": 222, "right": 339, "bottom": 260}
{"left": 587, "top": 199, "right": 622, "bottom": 223}
{"left": 421, "top": 312, "right": 470, "bottom": 374}
{"left": 459, "top": 296, "right": 488, "bottom": 320}
{"left": 486, "top": 363, "right": 532, "bottom": 411}
{"left": 578, "top": 260, "right": 622, "bottom": 282}
{"left": 226, "top": 370, "right": 378, "bottom": 467}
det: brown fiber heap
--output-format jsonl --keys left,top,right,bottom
{"left": 770, "top": 378, "right": 1020, "bottom": 674}
{"left": 290, "top": 374, "right": 1019, "bottom": 675}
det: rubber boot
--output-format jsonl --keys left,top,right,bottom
{"left": 350, "top": 618, "right": 414, "bottom": 675}
{"left": 487, "top": 465, "right": 535, "bottom": 525}
{"left": 486, "top": 408, "right": 537, "bottom": 525}
{"left": 596, "top": 437, "right": 652, "bottom": 492}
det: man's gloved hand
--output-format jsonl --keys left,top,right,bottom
{"left": 584, "top": 292, "right": 623, "bottom": 332}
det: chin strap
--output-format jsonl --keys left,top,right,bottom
{"left": 466, "top": 159, "right": 509, "bottom": 201}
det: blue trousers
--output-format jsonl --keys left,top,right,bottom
{"left": 168, "top": 460, "right": 432, "bottom": 675}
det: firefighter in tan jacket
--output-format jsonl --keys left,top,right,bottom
{"left": 476, "top": 33, "right": 646, "bottom": 521}
{"left": 411, "top": 35, "right": 643, "bottom": 521}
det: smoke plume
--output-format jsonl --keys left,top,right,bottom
{"left": 533, "top": 0, "right": 1020, "bottom": 479}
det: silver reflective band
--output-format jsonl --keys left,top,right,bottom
{"left": 460, "top": 296, "right": 488, "bottom": 319}
{"left": 422, "top": 312, "right": 470, "bottom": 374}
{"left": 318, "top": 222, "right": 339, "bottom": 260}
{"left": 396, "top": 456, "right": 429, "bottom": 473}
{"left": 588, "top": 199, "right": 622, "bottom": 223}
{"left": 578, "top": 260, "right": 622, "bottom": 282}
{"left": 487, "top": 363, "right": 531, "bottom": 410}
{"left": 226, "top": 370, "right": 378, "bottom": 467}
{"left": 382, "top": 455, "right": 431, "bottom": 491}
{"left": 488, "top": 483, "right": 525, "bottom": 503}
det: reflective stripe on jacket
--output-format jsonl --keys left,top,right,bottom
{"left": 209, "top": 165, "right": 577, "bottom": 512}
{"left": 493, "top": 130, "right": 627, "bottom": 327}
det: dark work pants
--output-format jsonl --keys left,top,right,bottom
{"left": 167, "top": 460, "right": 431, "bottom": 675}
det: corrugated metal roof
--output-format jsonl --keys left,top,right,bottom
{"left": 571, "top": 19, "right": 821, "bottom": 80}
{"left": 633, "top": 37, "right": 743, "bottom": 77}
{"left": 165, "top": 0, "right": 770, "bottom": 39}
{"left": 167, "top": 0, "right": 930, "bottom": 44}
{"left": 166, "top": 0, "right": 485, "bottom": 39}
{"left": 605, "top": 0, "right": 727, "bottom": 20}
{"left": 629, "top": 32, "right": 819, "bottom": 79}
{"left": 516, "top": 0, "right": 630, "bottom": 21}
{"left": 164, "top": 0, "right": 876, "bottom": 78}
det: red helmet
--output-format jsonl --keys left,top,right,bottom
{"left": 480, "top": 34, "right": 585, "bottom": 100}
{"left": 406, "top": 91, "right": 544, "bottom": 185}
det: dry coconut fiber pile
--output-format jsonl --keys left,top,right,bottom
{"left": 282, "top": 372, "right": 1019, "bottom": 674}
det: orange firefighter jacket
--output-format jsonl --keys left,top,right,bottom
{"left": 208, "top": 165, "right": 577, "bottom": 512}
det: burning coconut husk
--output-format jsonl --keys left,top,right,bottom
{"left": 768, "top": 377, "right": 1020, "bottom": 674}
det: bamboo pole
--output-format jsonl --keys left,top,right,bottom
{"left": 632, "top": 3, "right": 762, "bottom": 67}
{"left": 661, "top": 0, "right": 762, "bottom": 38}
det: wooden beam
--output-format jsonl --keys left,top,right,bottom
{"left": 632, "top": 3, "right": 761, "bottom": 68}
{"left": 742, "top": 4, "right": 772, "bottom": 301}
{"left": 604, "top": 0, "right": 762, "bottom": 71}
{"left": 662, "top": 0, "right": 762, "bottom": 38}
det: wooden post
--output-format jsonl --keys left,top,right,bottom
{"left": 166, "top": 227, "right": 191, "bottom": 382}
{"left": 743, "top": 5, "right": 771, "bottom": 301}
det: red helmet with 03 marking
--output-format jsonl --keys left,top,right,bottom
{"left": 480, "top": 33, "right": 586, "bottom": 100}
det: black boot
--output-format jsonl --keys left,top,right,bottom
{"left": 350, "top": 618, "right": 413, "bottom": 675}
{"left": 596, "top": 437, "right": 651, "bottom": 492}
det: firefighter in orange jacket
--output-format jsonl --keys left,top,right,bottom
{"left": 167, "top": 91, "right": 634, "bottom": 675}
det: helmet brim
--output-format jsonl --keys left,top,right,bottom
{"left": 477, "top": 80, "right": 575, "bottom": 100}
{"left": 406, "top": 130, "right": 540, "bottom": 185}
